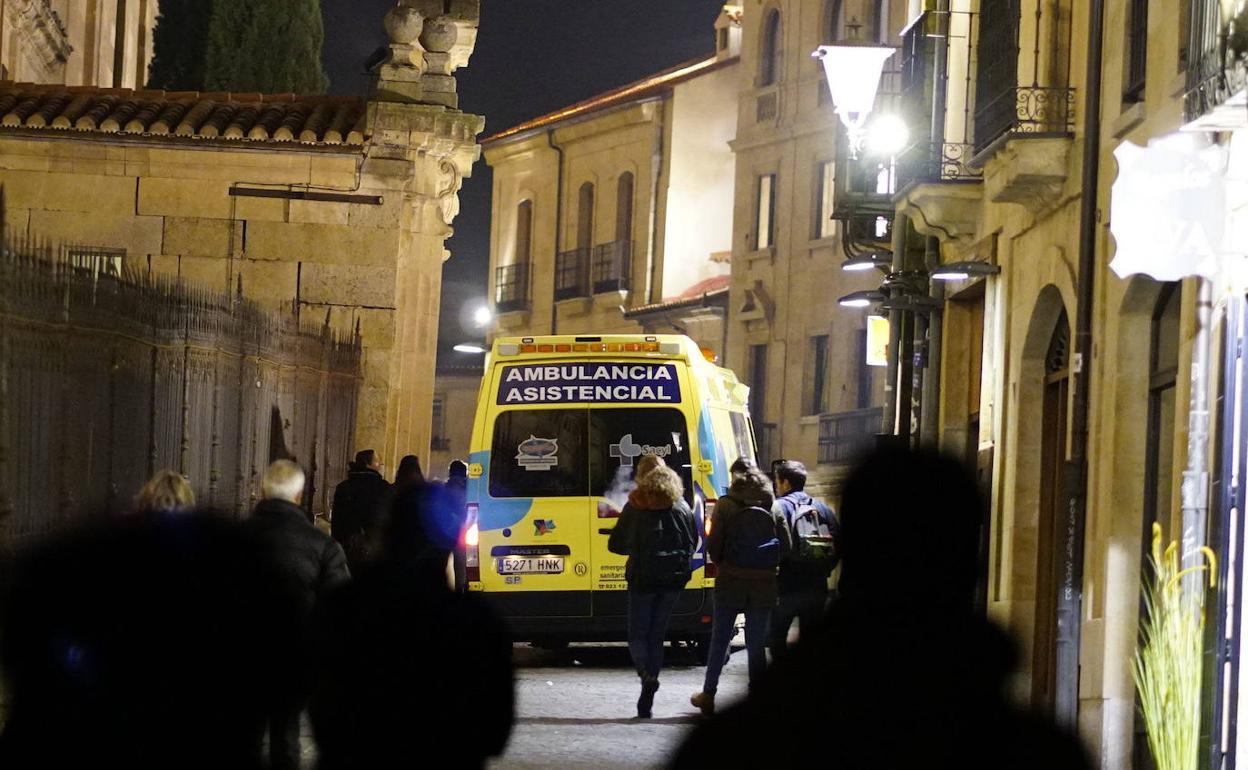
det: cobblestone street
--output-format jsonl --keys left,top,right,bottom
{"left": 490, "top": 643, "right": 748, "bottom": 769}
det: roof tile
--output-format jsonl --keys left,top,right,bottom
{"left": 0, "top": 82, "right": 367, "bottom": 147}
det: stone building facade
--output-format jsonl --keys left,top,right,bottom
{"left": 483, "top": 4, "right": 742, "bottom": 353}
{"left": 0, "top": 0, "right": 158, "bottom": 88}
{"left": 0, "top": 1, "right": 484, "bottom": 472}
{"left": 723, "top": 0, "right": 898, "bottom": 486}
{"left": 890, "top": 0, "right": 1248, "bottom": 765}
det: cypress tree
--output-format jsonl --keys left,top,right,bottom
{"left": 146, "top": 0, "right": 212, "bottom": 90}
{"left": 148, "top": 0, "right": 330, "bottom": 94}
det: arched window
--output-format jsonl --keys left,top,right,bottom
{"left": 497, "top": 199, "right": 532, "bottom": 310}
{"left": 759, "top": 9, "right": 782, "bottom": 86}
{"left": 824, "top": 0, "right": 843, "bottom": 42}
{"left": 866, "top": 0, "right": 889, "bottom": 43}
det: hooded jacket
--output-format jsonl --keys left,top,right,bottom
{"left": 608, "top": 469, "right": 698, "bottom": 592}
{"left": 704, "top": 473, "right": 791, "bottom": 607}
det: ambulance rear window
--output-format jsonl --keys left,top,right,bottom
{"left": 490, "top": 410, "right": 589, "bottom": 498}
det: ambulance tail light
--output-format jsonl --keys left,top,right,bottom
{"left": 464, "top": 503, "right": 480, "bottom": 582}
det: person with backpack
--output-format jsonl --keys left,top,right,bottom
{"left": 770, "top": 459, "right": 840, "bottom": 659}
{"left": 689, "top": 458, "right": 791, "bottom": 716}
{"left": 608, "top": 455, "right": 698, "bottom": 719}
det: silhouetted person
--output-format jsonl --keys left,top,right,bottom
{"left": 310, "top": 481, "right": 514, "bottom": 769}
{"left": 671, "top": 447, "right": 1093, "bottom": 769}
{"left": 394, "top": 454, "right": 424, "bottom": 492}
{"left": 769, "top": 459, "right": 839, "bottom": 657}
{"left": 608, "top": 456, "right": 698, "bottom": 718}
{"left": 0, "top": 509, "right": 293, "bottom": 769}
{"left": 247, "top": 460, "right": 351, "bottom": 770}
{"left": 690, "top": 458, "right": 790, "bottom": 715}
{"left": 331, "top": 449, "right": 391, "bottom": 571}
{"left": 445, "top": 459, "right": 470, "bottom": 591}
{"left": 133, "top": 469, "right": 196, "bottom": 514}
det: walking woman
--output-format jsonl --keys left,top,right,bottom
{"left": 608, "top": 455, "right": 698, "bottom": 718}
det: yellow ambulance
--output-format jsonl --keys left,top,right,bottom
{"left": 461, "top": 334, "right": 756, "bottom": 654}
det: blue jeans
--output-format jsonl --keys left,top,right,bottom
{"left": 627, "top": 588, "right": 682, "bottom": 678}
{"left": 702, "top": 596, "right": 771, "bottom": 694}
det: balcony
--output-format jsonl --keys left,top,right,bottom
{"left": 972, "top": 0, "right": 1075, "bottom": 154}
{"left": 494, "top": 262, "right": 530, "bottom": 313}
{"left": 817, "top": 407, "right": 884, "bottom": 466}
{"left": 590, "top": 240, "right": 632, "bottom": 294}
{"left": 1184, "top": 0, "right": 1248, "bottom": 130}
{"left": 555, "top": 248, "right": 590, "bottom": 300}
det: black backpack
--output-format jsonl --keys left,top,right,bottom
{"left": 634, "top": 506, "right": 695, "bottom": 591}
{"left": 789, "top": 502, "right": 837, "bottom": 576}
{"left": 724, "top": 505, "right": 782, "bottom": 570}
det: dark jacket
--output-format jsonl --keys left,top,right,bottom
{"left": 671, "top": 601, "right": 1092, "bottom": 769}
{"left": 608, "top": 479, "right": 698, "bottom": 592}
{"left": 248, "top": 498, "right": 351, "bottom": 616}
{"left": 331, "top": 469, "right": 391, "bottom": 542}
{"left": 705, "top": 474, "right": 791, "bottom": 608}
{"left": 310, "top": 561, "right": 514, "bottom": 770}
{"left": 775, "top": 490, "right": 840, "bottom": 594}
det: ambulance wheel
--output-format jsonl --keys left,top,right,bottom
{"left": 692, "top": 635, "right": 712, "bottom": 665}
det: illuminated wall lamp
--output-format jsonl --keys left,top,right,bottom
{"left": 838, "top": 289, "right": 886, "bottom": 308}
{"left": 813, "top": 43, "right": 897, "bottom": 157}
{"left": 841, "top": 252, "right": 893, "bottom": 272}
{"left": 930, "top": 261, "right": 1001, "bottom": 282}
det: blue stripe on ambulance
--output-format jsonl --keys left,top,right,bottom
{"left": 468, "top": 450, "right": 534, "bottom": 531}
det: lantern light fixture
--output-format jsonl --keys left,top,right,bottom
{"left": 813, "top": 43, "right": 897, "bottom": 157}
{"left": 841, "top": 252, "right": 893, "bottom": 272}
{"left": 930, "top": 261, "right": 1001, "bottom": 282}
{"left": 838, "top": 289, "right": 887, "bottom": 308}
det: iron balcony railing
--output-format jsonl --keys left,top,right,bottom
{"left": 1184, "top": 0, "right": 1246, "bottom": 123}
{"left": 591, "top": 240, "right": 632, "bottom": 294}
{"left": 895, "top": 10, "right": 983, "bottom": 189}
{"left": 494, "top": 262, "right": 530, "bottom": 313}
{"left": 554, "top": 248, "right": 590, "bottom": 300}
{"left": 972, "top": 0, "right": 1076, "bottom": 153}
{"left": 817, "top": 407, "right": 884, "bottom": 466}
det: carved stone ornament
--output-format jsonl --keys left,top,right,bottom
{"left": 420, "top": 15, "right": 458, "bottom": 53}
{"left": 384, "top": 5, "right": 423, "bottom": 45}
{"left": 437, "top": 158, "right": 463, "bottom": 225}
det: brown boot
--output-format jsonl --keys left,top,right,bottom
{"left": 690, "top": 691, "right": 715, "bottom": 716}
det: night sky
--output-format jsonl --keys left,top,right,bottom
{"left": 319, "top": 0, "right": 727, "bottom": 359}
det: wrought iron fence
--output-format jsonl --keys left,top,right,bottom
{"left": 0, "top": 233, "right": 363, "bottom": 551}
{"left": 1184, "top": 0, "right": 1245, "bottom": 124}
{"left": 495, "top": 262, "right": 530, "bottom": 312}
{"left": 555, "top": 248, "right": 589, "bottom": 300}
{"left": 591, "top": 240, "right": 632, "bottom": 294}
{"left": 817, "top": 407, "right": 884, "bottom": 466}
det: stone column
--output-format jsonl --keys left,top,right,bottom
{"left": 352, "top": 0, "right": 483, "bottom": 471}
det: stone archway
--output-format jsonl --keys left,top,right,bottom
{"left": 1010, "top": 284, "right": 1070, "bottom": 711}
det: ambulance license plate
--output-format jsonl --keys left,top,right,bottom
{"left": 497, "top": 556, "right": 565, "bottom": 574}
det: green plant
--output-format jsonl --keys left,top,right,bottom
{"left": 1133, "top": 523, "right": 1217, "bottom": 770}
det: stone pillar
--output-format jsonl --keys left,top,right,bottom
{"left": 353, "top": 1, "right": 483, "bottom": 471}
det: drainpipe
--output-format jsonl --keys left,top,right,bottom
{"left": 1058, "top": 0, "right": 1106, "bottom": 732}
{"left": 547, "top": 130, "right": 565, "bottom": 335}
{"left": 646, "top": 106, "right": 667, "bottom": 305}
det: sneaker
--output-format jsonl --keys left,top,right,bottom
{"left": 637, "top": 675, "right": 660, "bottom": 718}
{"left": 690, "top": 691, "right": 715, "bottom": 716}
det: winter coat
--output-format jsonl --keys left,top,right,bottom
{"left": 608, "top": 478, "right": 698, "bottom": 592}
{"left": 775, "top": 490, "right": 840, "bottom": 595}
{"left": 248, "top": 498, "right": 351, "bottom": 618}
{"left": 331, "top": 469, "right": 391, "bottom": 541}
{"left": 331, "top": 469, "right": 391, "bottom": 567}
{"left": 705, "top": 474, "right": 791, "bottom": 608}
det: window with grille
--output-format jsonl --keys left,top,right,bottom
{"left": 67, "top": 246, "right": 125, "bottom": 280}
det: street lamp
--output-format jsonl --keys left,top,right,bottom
{"left": 813, "top": 42, "right": 897, "bottom": 157}
{"left": 453, "top": 342, "right": 488, "bottom": 355}
{"left": 930, "top": 261, "right": 1001, "bottom": 281}
{"left": 472, "top": 305, "right": 493, "bottom": 327}
{"left": 838, "top": 289, "right": 886, "bottom": 308}
{"left": 841, "top": 251, "right": 893, "bottom": 272}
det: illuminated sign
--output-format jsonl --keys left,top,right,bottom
{"left": 497, "top": 363, "right": 681, "bottom": 404}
